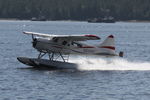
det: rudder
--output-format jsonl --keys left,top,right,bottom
{"left": 100, "top": 35, "right": 115, "bottom": 50}
{"left": 97, "top": 35, "right": 116, "bottom": 55}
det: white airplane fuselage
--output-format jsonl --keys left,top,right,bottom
{"left": 33, "top": 37, "right": 117, "bottom": 56}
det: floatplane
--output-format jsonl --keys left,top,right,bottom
{"left": 17, "top": 31, "right": 123, "bottom": 69}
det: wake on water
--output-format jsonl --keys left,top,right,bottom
{"left": 70, "top": 57, "right": 150, "bottom": 71}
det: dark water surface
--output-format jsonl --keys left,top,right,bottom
{"left": 0, "top": 20, "right": 150, "bottom": 100}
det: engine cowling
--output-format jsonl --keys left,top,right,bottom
{"left": 32, "top": 38, "right": 37, "bottom": 48}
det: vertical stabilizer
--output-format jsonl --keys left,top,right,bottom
{"left": 98, "top": 35, "right": 116, "bottom": 55}
{"left": 100, "top": 35, "right": 115, "bottom": 50}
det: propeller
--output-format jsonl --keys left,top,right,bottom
{"left": 32, "top": 34, "right": 37, "bottom": 48}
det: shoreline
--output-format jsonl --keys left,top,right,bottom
{"left": 1, "top": 18, "right": 150, "bottom": 23}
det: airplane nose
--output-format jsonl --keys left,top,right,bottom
{"left": 32, "top": 39, "right": 37, "bottom": 48}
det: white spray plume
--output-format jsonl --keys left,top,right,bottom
{"left": 69, "top": 56, "right": 150, "bottom": 71}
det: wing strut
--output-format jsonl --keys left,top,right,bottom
{"left": 37, "top": 52, "right": 69, "bottom": 62}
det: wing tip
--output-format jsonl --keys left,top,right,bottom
{"left": 23, "top": 31, "right": 30, "bottom": 34}
{"left": 108, "top": 35, "right": 114, "bottom": 38}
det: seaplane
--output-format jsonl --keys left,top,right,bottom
{"left": 17, "top": 31, "right": 123, "bottom": 69}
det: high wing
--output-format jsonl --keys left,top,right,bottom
{"left": 23, "top": 31, "right": 100, "bottom": 41}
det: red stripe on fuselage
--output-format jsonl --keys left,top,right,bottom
{"left": 100, "top": 46, "right": 115, "bottom": 50}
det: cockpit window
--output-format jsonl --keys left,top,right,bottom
{"left": 53, "top": 37, "right": 58, "bottom": 42}
{"left": 71, "top": 42, "right": 74, "bottom": 45}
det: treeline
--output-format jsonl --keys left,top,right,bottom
{"left": 0, "top": 0, "right": 150, "bottom": 21}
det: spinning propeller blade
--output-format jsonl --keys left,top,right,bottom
{"left": 31, "top": 35, "right": 37, "bottom": 48}
{"left": 32, "top": 34, "right": 35, "bottom": 40}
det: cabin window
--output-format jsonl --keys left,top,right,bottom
{"left": 62, "top": 41, "right": 67, "bottom": 45}
{"left": 77, "top": 44, "right": 82, "bottom": 47}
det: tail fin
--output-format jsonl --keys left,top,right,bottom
{"left": 100, "top": 35, "right": 115, "bottom": 50}
{"left": 98, "top": 35, "right": 116, "bottom": 55}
